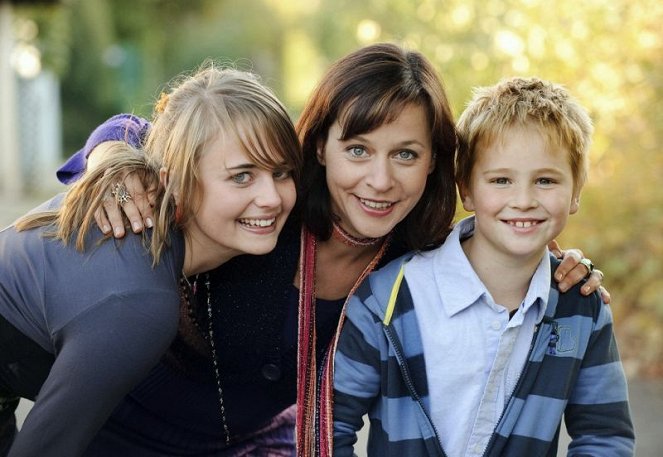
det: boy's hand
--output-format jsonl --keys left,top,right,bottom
{"left": 549, "top": 240, "right": 610, "bottom": 304}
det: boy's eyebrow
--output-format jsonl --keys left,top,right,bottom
{"left": 481, "top": 167, "right": 514, "bottom": 174}
{"left": 482, "top": 166, "right": 566, "bottom": 174}
{"left": 536, "top": 167, "right": 567, "bottom": 174}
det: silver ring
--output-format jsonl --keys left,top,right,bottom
{"left": 579, "top": 258, "right": 594, "bottom": 276}
{"left": 111, "top": 182, "right": 132, "bottom": 206}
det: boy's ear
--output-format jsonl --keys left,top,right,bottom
{"left": 569, "top": 195, "right": 580, "bottom": 214}
{"left": 459, "top": 183, "right": 475, "bottom": 212}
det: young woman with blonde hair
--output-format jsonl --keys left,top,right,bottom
{"left": 0, "top": 64, "right": 300, "bottom": 457}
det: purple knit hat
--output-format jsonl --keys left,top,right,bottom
{"left": 56, "top": 113, "right": 151, "bottom": 184}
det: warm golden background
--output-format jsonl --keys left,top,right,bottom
{"left": 2, "top": 0, "right": 661, "bottom": 399}
{"left": 2, "top": 0, "right": 662, "bottom": 453}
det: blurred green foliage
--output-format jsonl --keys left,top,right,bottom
{"left": 12, "top": 0, "right": 663, "bottom": 377}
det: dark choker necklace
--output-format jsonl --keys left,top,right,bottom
{"left": 331, "top": 221, "right": 383, "bottom": 247}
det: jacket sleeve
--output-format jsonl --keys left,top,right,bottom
{"left": 8, "top": 290, "right": 179, "bottom": 457}
{"left": 333, "top": 292, "right": 384, "bottom": 457}
{"left": 564, "top": 301, "right": 635, "bottom": 456}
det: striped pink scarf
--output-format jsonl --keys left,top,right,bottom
{"left": 296, "top": 227, "right": 391, "bottom": 456}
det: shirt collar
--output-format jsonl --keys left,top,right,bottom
{"left": 520, "top": 251, "right": 550, "bottom": 324}
{"left": 433, "top": 216, "right": 489, "bottom": 317}
{"left": 433, "top": 216, "right": 549, "bottom": 321}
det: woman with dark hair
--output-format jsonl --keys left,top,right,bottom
{"left": 61, "top": 43, "right": 604, "bottom": 456}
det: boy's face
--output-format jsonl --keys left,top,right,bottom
{"left": 460, "top": 124, "right": 580, "bottom": 264}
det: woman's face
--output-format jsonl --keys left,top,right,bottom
{"left": 183, "top": 130, "right": 296, "bottom": 269}
{"left": 318, "top": 103, "right": 434, "bottom": 240}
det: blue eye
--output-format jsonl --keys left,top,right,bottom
{"left": 347, "top": 146, "right": 367, "bottom": 158}
{"left": 491, "top": 177, "right": 510, "bottom": 185}
{"left": 231, "top": 172, "right": 251, "bottom": 184}
{"left": 273, "top": 169, "right": 292, "bottom": 180}
{"left": 537, "top": 177, "right": 556, "bottom": 185}
{"left": 395, "top": 150, "right": 417, "bottom": 161}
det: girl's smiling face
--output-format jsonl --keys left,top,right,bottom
{"left": 183, "top": 130, "right": 296, "bottom": 271}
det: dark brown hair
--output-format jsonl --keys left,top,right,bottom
{"left": 296, "top": 42, "right": 457, "bottom": 250}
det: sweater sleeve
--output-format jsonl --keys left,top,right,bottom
{"left": 8, "top": 289, "right": 179, "bottom": 457}
{"left": 333, "top": 292, "right": 384, "bottom": 457}
{"left": 564, "top": 301, "right": 635, "bottom": 456}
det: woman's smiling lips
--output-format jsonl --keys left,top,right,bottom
{"left": 356, "top": 196, "right": 396, "bottom": 215}
{"left": 238, "top": 216, "right": 278, "bottom": 233}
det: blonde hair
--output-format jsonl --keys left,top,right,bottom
{"left": 146, "top": 63, "right": 301, "bottom": 260}
{"left": 15, "top": 142, "right": 158, "bottom": 253}
{"left": 456, "top": 77, "right": 593, "bottom": 194}
{"left": 16, "top": 63, "right": 302, "bottom": 265}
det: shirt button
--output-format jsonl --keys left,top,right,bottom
{"left": 261, "top": 363, "right": 282, "bottom": 381}
{"left": 474, "top": 443, "right": 484, "bottom": 453}
{"left": 491, "top": 320, "right": 501, "bottom": 330}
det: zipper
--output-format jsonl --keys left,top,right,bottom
{"left": 383, "top": 325, "right": 448, "bottom": 457}
{"left": 479, "top": 318, "right": 550, "bottom": 456}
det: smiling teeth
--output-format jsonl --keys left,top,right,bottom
{"left": 509, "top": 220, "right": 537, "bottom": 228}
{"left": 360, "top": 198, "right": 393, "bottom": 209}
{"left": 239, "top": 218, "right": 275, "bottom": 227}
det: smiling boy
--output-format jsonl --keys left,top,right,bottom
{"left": 333, "top": 77, "right": 634, "bottom": 456}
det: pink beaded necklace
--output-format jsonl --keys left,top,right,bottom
{"left": 331, "top": 220, "right": 382, "bottom": 247}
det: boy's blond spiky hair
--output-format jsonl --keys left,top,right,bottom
{"left": 456, "top": 77, "right": 593, "bottom": 194}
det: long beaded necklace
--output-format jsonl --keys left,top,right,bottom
{"left": 180, "top": 272, "right": 231, "bottom": 445}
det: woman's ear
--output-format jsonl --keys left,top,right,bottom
{"left": 160, "top": 167, "right": 179, "bottom": 202}
{"left": 316, "top": 141, "right": 326, "bottom": 166}
{"left": 159, "top": 167, "right": 169, "bottom": 188}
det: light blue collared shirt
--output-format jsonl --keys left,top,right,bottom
{"left": 404, "top": 216, "right": 549, "bottom": 457}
